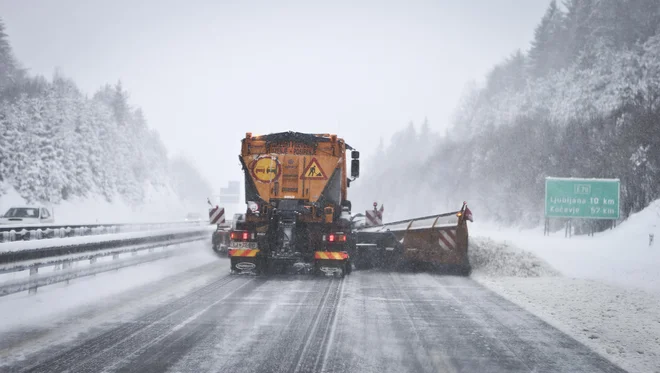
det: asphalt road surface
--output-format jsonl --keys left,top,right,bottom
{"left": 1, "top": 262, "right": 626, "bottom": 373}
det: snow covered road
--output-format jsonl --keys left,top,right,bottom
{"left": 0, "top": 263, "right": 626, "bottom": 372}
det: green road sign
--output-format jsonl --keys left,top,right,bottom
{"left": 545, "top": 178, "right": 620, "bottom": 219}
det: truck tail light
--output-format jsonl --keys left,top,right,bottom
{"left": 325, "top": 233, "right": 346, "bottom": 243}
{"left": 230, "top": 231, "right": 254, "bottom": 241}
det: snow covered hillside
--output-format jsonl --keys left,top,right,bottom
{"left": 354, "top": 1, "right": 660, "bottom": 227}
{"left": 469, "top": 200, "right": 660, "bottom": 373}
{"left": 0, "top": 22, "right": 212, "bottom": 217}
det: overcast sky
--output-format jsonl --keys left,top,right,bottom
{"left": 0, "top": 0, "right": 549, "bottom": 191}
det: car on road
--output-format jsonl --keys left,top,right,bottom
{"left": 0, "top": 206, "right": 54, "bottom": 225}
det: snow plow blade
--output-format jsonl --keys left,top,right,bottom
{"left": 353, "top": 204, "right": 472, "bottom": 275}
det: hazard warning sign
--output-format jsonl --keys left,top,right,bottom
{"left": 300, "top": 158, "right": 327, "bottom": 180}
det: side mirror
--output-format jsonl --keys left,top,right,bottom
{"left": 351, "top": 150, "right": 360, "bottom": 159}
{"left": 351, "top": 159, "right": 360, "bottom": 178}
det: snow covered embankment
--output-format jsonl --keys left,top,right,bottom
{"left": 468, "top": 237, "right": 560, "bottom": 277}
{"left": 469, "top": 235, "right": 660, "bottom": 373}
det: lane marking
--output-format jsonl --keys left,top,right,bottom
{"left": 319, "top": 278, "right": 346, "bottom": 372}
{"left": 171, "top": 278, "right": 255, "bottom": 332}
{"left": 292, "top": 279, "right": 341, "bottom": 373}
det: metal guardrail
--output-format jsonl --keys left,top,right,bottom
{"left": 0, "top": 227, "right": 211, "bottom": 296}
{"left": 0, "top": 220, "right": 206, "bottom": 243}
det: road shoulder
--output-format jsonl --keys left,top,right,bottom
{"left": 470, "top": 236, "right": 660, "bottom": 373}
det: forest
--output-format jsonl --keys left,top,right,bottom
{"left": 355, "top": 0, "right": 660, "bottom": 229}
{"left": 0, "top": 19, "right": 210, "bottom": 206}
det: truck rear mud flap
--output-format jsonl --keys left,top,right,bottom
{"left": 314, "top": 252, "right": 351, "bottom": 278}
{"left": 314, "top": 260, "right": 351, "bottom": 277}
{"left": 229, "top": 249, "right": 261, "bottom": 275}
{"left": 230, "top": 257, "right": 262, "bottom": 275}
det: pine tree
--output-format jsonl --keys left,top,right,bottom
{"left": 563, "top": 0, "right": 596, "bottom": 66}
{"left": 111, "top": 81, "right": 130, "bottom": 126}
{"left": 0, "top": 104, "right": 10, "bottom": 183}
{"left": 451, "top": 82, "right": 483, "bottom": 138}
{"left": 0, "top": 19, "right": 21, "bottom": 91}
{"left": 528, "top": 0, "right": 567, "bottom": 77}
{"left": 484, "top": 50, "right": 527, "bottom": 98}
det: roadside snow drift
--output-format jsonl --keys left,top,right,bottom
{"left": 469, "top": 236, "right": 560, "bottom": 277}
{"left": 472, "top": 199, "right": 660, "bottom": 296}
{"left": 469, "top": 200, "right": 660, "bottom": 373}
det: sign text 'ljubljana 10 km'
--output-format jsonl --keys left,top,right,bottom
{"left": 545, "top": 178, "right": 620, "bottom": 219}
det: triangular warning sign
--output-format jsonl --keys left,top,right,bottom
{"left": 300, "top": 158, "right": 328, "bottom": 180}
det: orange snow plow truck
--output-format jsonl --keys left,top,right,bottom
{"left": 227, "top": 131, "right": 472, "bottom": 277}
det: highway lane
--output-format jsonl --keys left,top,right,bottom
{"left": 1, "top": 266, "right": 626, "bottom": 373}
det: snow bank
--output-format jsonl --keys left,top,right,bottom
{"left": 471, "top": 200, "right": 660, "bottom": 296}
{"left": 0, "top": 185, "right": 207, "bottom": 224}
{"left": 469, "top": 236, "right": 560, "bottom": 277}
{"left": 468, "top": 200, "right": 660, "bottom": 373}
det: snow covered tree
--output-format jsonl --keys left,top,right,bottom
{"left": 0, "top": 19, "right": 24, "bottom": 95}
{"left": 484, "top": 50, "right": 527, "bottom": 98}
{"left": 528, "top": 0, "right": 567, "bottom": 77}
{"left": 563, "top": 0, "right": 596, "bottom": 66}
{"left": 0, "top": 24, "right": 210, "bottom": 207}
{"left": 371, "top": 0, "right": 660, "bottom": 227}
